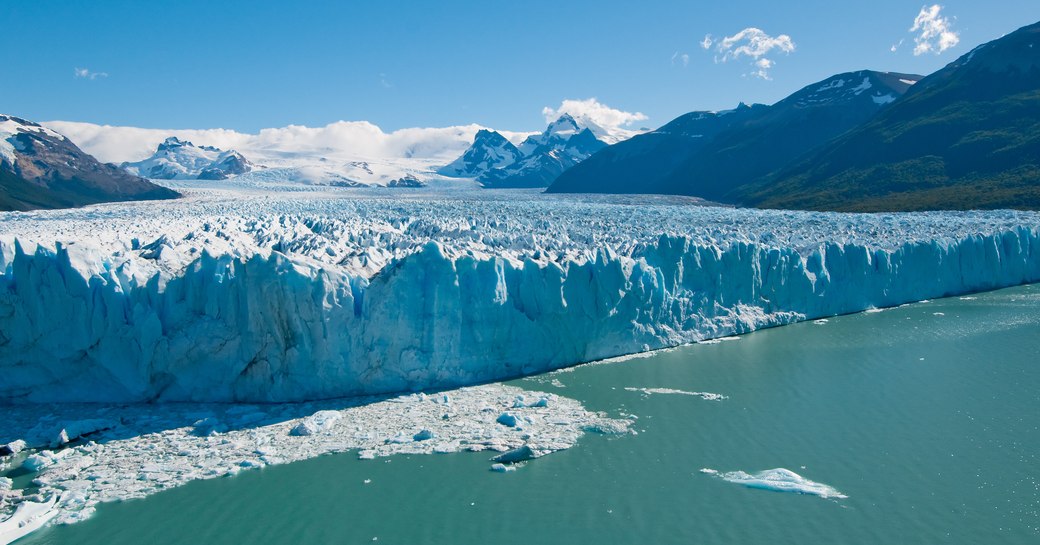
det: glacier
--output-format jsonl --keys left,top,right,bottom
{"left": 1, "top": 185, "right": 1039, "bottom": 403}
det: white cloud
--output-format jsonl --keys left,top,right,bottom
{"left": 42, "top": 120, "right": 535, "bottom": 165}
{"left": 74, "top": 67, "right": 108, "bottom": 80}
{"left": 42, "top": 101, "right": 645, "bottom": 166}
{"left": 379, "top": 73, "right": 393, "bottom": 89}
{"left": 910, "top": 5, "right": 959, "bottom": 56}
{"left": 671, "top": 51, "right": 690, "bottom": 67}
{"left": 707, "top": 27, "right": 795, "bottom": 80}
{"left": 541, "top": 98, "right": 648, "bottom": 141}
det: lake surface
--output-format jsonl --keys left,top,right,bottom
{"left": 21, "top": 285, "right": 1040, "bottom": 545}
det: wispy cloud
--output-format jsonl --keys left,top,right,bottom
{"left": 704, "top": 27, "right": 795, "bottom": 80}
{"left": 379, "top": 73, "right": 393, "bottom": 89}
{"left": 74, "top": 67, "right": 108, "bottom": 80}
{"left": 910, "top": 5, "right": 959, "bottom": 56}
{"left": 671, "top": 51, "right": 690, "bottom": 67}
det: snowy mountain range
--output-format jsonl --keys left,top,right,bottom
{"left": 121, "top": 137, "right": 252, "bottom": 180}
{"left": 440, "top": 114, "right": 612, "bottom": 188}
{"left": 0, "top": 115, "right": 179, "bottom": 211}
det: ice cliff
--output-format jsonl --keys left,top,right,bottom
{"left": 1, "top": 188, "right": 1038, "bottom": 402}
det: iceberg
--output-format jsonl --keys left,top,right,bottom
{"left": 701, "top": 468, "right": 848, "bottom": 499}
{"left": 1, "top": 189, "right": 1039, "bottom": 403}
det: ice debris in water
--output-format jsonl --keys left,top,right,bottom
{"left": 625, "top": 388, "right": 727, "bottom": 401}
{"left": 700, "top": 468, "right": 847, "bottom": 499}
{"left": 0, "top": 384, "right": 629, "bottom": 532}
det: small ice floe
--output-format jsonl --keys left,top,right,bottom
{"left": 700, "top": 468, "right": 847, "bottom": 499}
{"left": 813, "top": 319, "right": 829, "bottom": 325}
{"left": 512, "top": 395, "right": 549, "bottom": 409}
{"left": 864, "top": 307, "right": 886, "bottom": 314}
{"left": 490, "top": 463, "right": 516, "bottom": 473}
{"left": 492, "top": 445, "right": 536, "bottom": 464}
{"left": 0, "top": 495, "right": 58, "bottom": 545}
{"left": 959, "top": 296, "right": 978, "bottom": 301}
{"left": 624, "top": 387, "right": 727, "bottom": 401}
{"left": 932, "top": 312, "right": 945, "bottom": 316}
{"left": 412, "top": 429, "right": 435, "bottom": 442}
{"left": 698, "top": 336, "right": 741, "bottom": 345}
{"left": 0, "top": 441, "right": 26, "bottom": 457}
{"left": 289, "top": 410, "right": 343, "bottom": 437}
{"left": 496, "top": 412, "right": 519, "bottom": 428}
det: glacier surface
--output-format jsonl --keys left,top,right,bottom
{"left": 1, "top": 185, "right": 1039, "bottom": 402}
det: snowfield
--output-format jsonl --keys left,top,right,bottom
{"left": 2, "top": 183, "right": 1039, "bottom": 403}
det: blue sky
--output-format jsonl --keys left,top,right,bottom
{"left": 3, "top": 0, "right": 1039, "bottom": 132}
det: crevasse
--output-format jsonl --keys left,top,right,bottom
{"left": 1, "top": 227, "right": 1038, "bottom": 403}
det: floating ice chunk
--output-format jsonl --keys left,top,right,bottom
{"left": 490, "top": 463, "right": 516, "bottom": 473}
{"left": 0, "top": 441, "right": 25, "bottom": 457}
{"left": 492, "top": 445, "right": 536, "bottom": 464}
{"left": 412, "top": 429, "right": 434, "bottom": 441}
{"left": 702, "top": 468, "right": 847, "bottom": 499}
{"left": 813, "top": 319, "right": 829, "bottom": 325}
{"left": 0, "top": 496, "right": 58, "bottom": 545}
{"left": 496, "top": 413, "right": 518, "bottom": 427}
{"left": 625, "top": 387, "right": 727, "bottom": 401}
{"left": 290, "top": 410, "right": 342, "bottom": 436}
{"left": 512, "top": 395, "right": 550, "bottom": 408}
{"left": 22, "top": 450, "right": 70, "bottom": 472}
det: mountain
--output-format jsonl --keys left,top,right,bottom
{"left": 737, "top": 21, "right": 1040, "bottom": 212}
{"left": 122, "top": 137, "right": 253, "bottom": 180}
{"left": 440, "top": 114, "right": 610, "bottom": 188}
{"left": 548, "top": 70, "right": 920, "bottom": 198}
{"left": 0, "top": 115, "right": 179, "bottom": 211}
{"left": 437, "top": 129, "right": 522, "bottom": 177}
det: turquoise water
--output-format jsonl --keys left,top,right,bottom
{"left": 22, "top": 286, "right": 1040, "bottom": 544}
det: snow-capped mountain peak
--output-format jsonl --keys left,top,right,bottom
{"left": 441, "top": 115, "right": 611, "bottom": 188}
{"left": 436, "top": 129, "right": 523, "bottom": 177}
{"left": 0, "top": 114, "right": 68, "bottom": 166}
{"left": 122, "top": 138, "right": 253, "bottom": 180}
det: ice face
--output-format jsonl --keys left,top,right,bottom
{"left": 1, "top": 186, "right": 1039, "bottom": 403}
